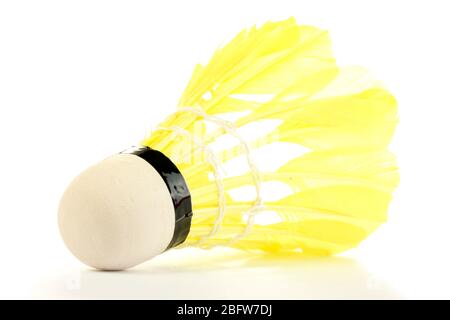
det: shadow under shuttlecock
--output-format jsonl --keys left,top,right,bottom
{"left": 74, "top": 248, "right": 400, "bottom": 299}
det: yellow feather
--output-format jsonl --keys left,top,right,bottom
{"left": 142, "top": 17, "right": 398, "bottom": 255}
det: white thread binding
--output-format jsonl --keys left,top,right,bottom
{"left": 176, "top": 107, "right": 264, "bottom": 245}
{"left": 155, "top": 125, "right": 226, "bottom": 246}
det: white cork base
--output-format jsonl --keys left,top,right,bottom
{"left": 58, "top": 154, "right": 175, "bottom": 270}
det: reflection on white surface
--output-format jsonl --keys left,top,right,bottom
{"left": 37, "top": 248, "right": 400, "bottom": 299}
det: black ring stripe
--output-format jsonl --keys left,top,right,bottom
{"left": 120, "top": 146, "right": 193, "bottom": 249}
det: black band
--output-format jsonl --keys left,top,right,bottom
{"left": 121, "top": 146, "right": 193, "bottom": 249}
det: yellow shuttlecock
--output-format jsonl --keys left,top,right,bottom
{"left": 58, "top": 18, "right": 398, "bottom": 270}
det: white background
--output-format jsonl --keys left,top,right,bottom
{"left": 0, "top": 0, "right": 449, "bottom": 299}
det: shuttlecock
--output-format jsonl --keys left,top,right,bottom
{"left": 58, "top": 18, "right": 398, "bottom": 270}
